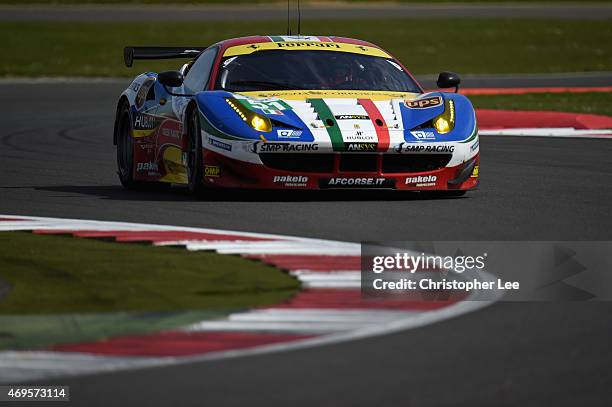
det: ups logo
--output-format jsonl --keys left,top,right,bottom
{"left": 405, "top": 96, "right": 443, "bottom": 109}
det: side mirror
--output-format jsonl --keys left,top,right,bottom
{"left": 437, "top": 71, "right": 461, "bottom": 93}
{"left": 157, "top": 70, "right": 184, "bottom": 88}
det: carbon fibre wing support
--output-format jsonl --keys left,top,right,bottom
{"left": 123, "top": 46, "right": 207, "bottom": 67}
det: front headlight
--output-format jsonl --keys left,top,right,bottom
{"left": 433, "top": 99, "right": 455, "bottom": 134}
{"left": 226, "top": 98, "right": 272, "bottom": 132}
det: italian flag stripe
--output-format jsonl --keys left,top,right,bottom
{"left": 308, "top": 98, "right": 344, "bottom": 152}
{"left": 358, "top": 99, "right": 390, "bottom": 151}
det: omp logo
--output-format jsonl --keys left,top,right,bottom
{"left": 345, "top": 143, "right": 377, "bottom": 152}
{"left": 411, "top": 131, "right": 436, "bottom": 140}
{"left": 204, "top": 165, "right": 220, "bottom": 177}
{"left": 405, "top": 175, "right": 437, "bottom": 185}
{"left": 405, "top": 96, "right": 443, "bottom": 109}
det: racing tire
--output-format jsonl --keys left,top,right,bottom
{"left": 116, "top": 101, "right": 137, "bottom": 189}
{"left": 186, "top": 108, "right": 205, "bottom": 195}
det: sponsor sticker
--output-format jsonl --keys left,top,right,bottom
{"left": 240, "top": 99, "right": 291, "bottom": 115}
{"left": 208, "top": 137, "right": 232, "bottom": 152}
{"left": 276, "top": 42, "right": 341, "bottom": 50}
{"left": 135, "top": 77, "right": 155, "bottom": 109}
{"left": 345, "top": 143, "right": 378, "bottom": 152}
{"left": 470, "top": 140, "right": 480, "bottom": 152}
{"left": 405, "top": 175, "right": 438, "bottom": 187}
{"left": 258, "top": 143, "right": 319, "bottom": 153}
{"left": 277, "top": 129, "right": 303, "bottom": 139}
{"left": 471, "top": 165, "right": 479, "bottom": 178}
{"left": 159, "top": 120, "right": 181, "bottom": 139}
{"left": 343, "top": 132, "right": 377, "bottom": 142}
{"left": 136, "top": 162, "right": 158, "bottom": 172}
{"left": 320, "top": 177, "right": 394, "bottom": 189}
{"left": 273, "top": 175, "right": 309, "bottom": 188}
{"left": 411, "top": 131, "right": 436, "bottom": 140}
{"left": 204, "top": 165, "right": 220, "bottom": 177}
{"left": 395, "top": 143, "right": 455, "bottom": 154}
{"left": 134, "top": 113, "right": 158, "bottom": 130}
{"left": 405, "top": 96, "right": 443, "bottom": 109}
{"left": 129, "top": 81, "right": 141, "bottom": 93}
{"left": 335, "top": 115, "right": 370, "bottom": 120}
{"left": 274, "top": 35, "right": 322, "bottom": 42}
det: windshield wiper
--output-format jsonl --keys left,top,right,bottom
{"left": 226, "top": 80, "right": 306, "bottom": 91}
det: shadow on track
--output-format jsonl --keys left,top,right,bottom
{"left": 30, "top": 185, "right": 469, "bottom": 202}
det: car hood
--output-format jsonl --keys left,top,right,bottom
{"left": 195, "top": 89, "right": 476, "bottom": 150}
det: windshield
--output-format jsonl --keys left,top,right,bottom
{"left": 215, "top": 50, "right": 421, "bottom": 93}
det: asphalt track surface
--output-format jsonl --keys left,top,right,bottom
{"left": 2, "top": 3, "right": 612, "bottom": 21}
{"left": 1, "top": 83, "right": 611, "bottom": 405}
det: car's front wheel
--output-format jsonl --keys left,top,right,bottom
{"left": 116, "top": 102, "right": 136, "bottom": 189}
{"left": 186, "top": 108, "right": 205, "bottom": 195}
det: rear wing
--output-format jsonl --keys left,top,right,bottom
{"left": 123, "top": 46, "right": 207, "bottom": 67}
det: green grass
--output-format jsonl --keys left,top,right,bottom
{"left": 1, "top": 18, "right": 611, "bottom": 77}
{"left": 0, "top": 232, "right": 299, "bottom": 314}
{"left": 0, "top": 311, "right": 224, "bottom": 350}
{"left": 468, "top": 92, "right": 612, "bottom": 116}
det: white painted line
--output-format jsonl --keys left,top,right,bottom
{"left": 184, "top": 320, "right": 366, "bottom": 334}
{"left": 227, "top": 309, "right": 410, "bottom": 323}
{"left": 291, "top": 271, "right": 361, "bottom": 288}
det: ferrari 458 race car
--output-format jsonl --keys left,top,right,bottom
{"left": 114, "top": 35, "right": 479, "bottom": 195}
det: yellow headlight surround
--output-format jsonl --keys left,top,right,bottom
{"left": 433, "top": 99, "right": 455, "bottom": 134}
{"left": 226, "top": 98, "right": 272, "bottom": 132}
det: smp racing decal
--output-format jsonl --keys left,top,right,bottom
{"left": 395, "top": 143, "right": 455, "bottom": 154}
{"left": 345, "top": 143, "right": 378, "bottom": 152}
{"left": 255, "top": 142, "right": 319, "bottom": 153}
{"left": 320, "top": 177, "right": 395, "bottom": 189}
{"left": 405, "top": 96, "right": 443, "bottom": 109}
